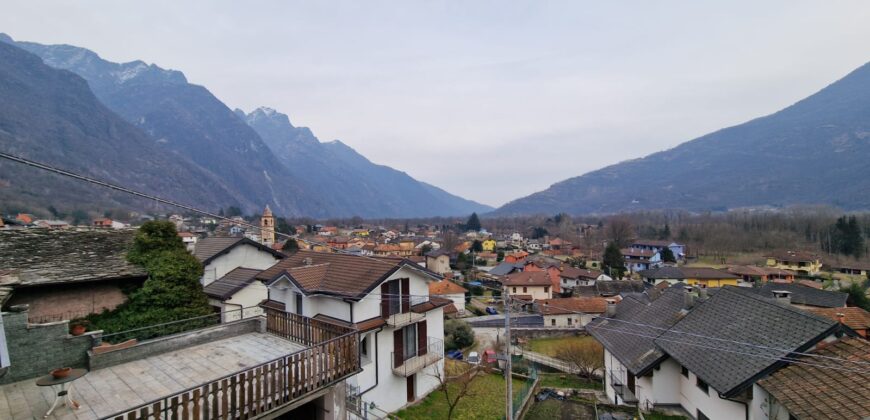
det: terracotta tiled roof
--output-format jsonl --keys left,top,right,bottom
{"left": 443, "top": 304, "right": 458, "bottom": 315}
{"left": 804, "top": 307, "right": 870, "bottom": 332}
{"left": 513, "top": 294, "right": 533, "bottom": 301}
{"left": 502, "top": 271, "right": 551, "bottom": 287}
{"left": 765, "top": 250, "right": 819, "bottom": 262}
{"left": 203, "top": 267, "right": 262, "bottom": 300}
{"left": 411, "top": 296, "right": 452, "bottom": 313}
{"left": 258, "top": 299, "right": 285, "bottom": 311}
{"left": 429, "top": 280, "right": 467, "bottom": 295}
{"left": 355, "top": 316, "right": 386, "bottom": 332}
{"left": 256, "top": 250, "right": 438, "bottom": 299}
{"left": 758, "top": 337, "right": 870, "bottom": 420}
{"left": 537, "top": 297, "right": 608, "bottom": 315}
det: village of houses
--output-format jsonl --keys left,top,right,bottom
{"left": 0, "top": 208, "right": 868, "bottom": 420}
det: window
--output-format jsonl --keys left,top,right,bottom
{"left": 403, "top": 324, "right": 418, "bottom": 360}
{"left": 389, "top": 280, "right": 401, "bottom": 314}
{"left": 567, "top": 318, "right": 572, "bottom": 325}
{"left": 544, "top": 286, "right": 549, "bottom": 293}
{"left": 523, "top": 287, "right": 528, "bottom": 293}
{"left": 681, "top": 366, "right": 688, "bottom": 378}
{"left": 294, "top": 292, "right": 303, "bottom": 315}
{"left": 360, "top": 334, "right": 371, "bottom": 364}
{"left": 551, "top": 319, "right": 556, "bottom": 326}
{"left": 512, "top": 287, "right": 517, "bottom": 293}
{"left": 696, "top": 377, "right": 709, "bottom": 394}
{"left": 697, "top": 410, "right": 710, "bottom": 420}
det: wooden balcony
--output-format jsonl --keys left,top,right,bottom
{"left": 104, "top": 309, "right": 360, "bottom": 419}
{"left": 392, "top": 337, "right": 444, "bottom": 377}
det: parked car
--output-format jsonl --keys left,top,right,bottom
{"left": 467, "top": 351, "right": 480, "bottom": 365}
{"left": 446, "top": 349, "right": 464, "bottom": 360}
{"left": 483, "top": 349, "right": 496, "bottom": 364}
{"left": 485, "top": 306, "right": 498, "bottom": 315}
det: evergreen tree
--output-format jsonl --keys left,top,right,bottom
{"left": 465, "top": 213, "right": 482, "bottom": 232}
{"left": 660, "top": 246, "right": 677, "bottom": 263}
{"left": 471, "top": 240, "right": 484, "bottom": 253}
{"left": 603, "top": 242, "right": 626, "bottom": 278}
{"left": 86, "top": 221, "right": 211, "bottom": 337}
{"left": 282, "top": 238, "right": 299, "bottom": 251}
{"left": 661, "top": 224, "right": 671, "bottom": 240}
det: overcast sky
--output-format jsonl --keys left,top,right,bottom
{"left": 3, "top": 1, "right": 870, "bottom": 207}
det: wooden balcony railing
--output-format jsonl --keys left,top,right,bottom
{"left": 104, "top": 310, "right": 360, "bottom": 420}
{"left": 265, "top": 308, "right": 353, "bottom": 345}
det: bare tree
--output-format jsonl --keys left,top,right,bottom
{"left": 555, "top": 339, "right": 604, "bottom": 383}
{"left": 429, "top": 362, "right": 481, "bottom": 420}
{"left": 606, "top": 217, "right": 634, "bottom": 248}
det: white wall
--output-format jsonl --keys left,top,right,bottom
{"left": 543, "top": 313, "right": 593, "bottom": 327}
{"left": 678, "top": 368, "right": 745, "bottom": 420}
{"left": 202, "top": 244, "right": 280, "bottom": 285}
{"left": 750, "top": 384, "right": 790, "bottom": 420}
{"left": 634, "top": 358, "right": 680, "bottom": 409}
{"left": 506, "top": 285, "right": 551, "bottom": 300}
{"left": 222, "top": 281, "right": 267, "bottom": 321}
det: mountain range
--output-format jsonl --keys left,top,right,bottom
{"left": 0, "top": 34, "right": 491, "bottom": 218}
{"left": 494, "top": 61, "right": 870, "bottom": 215}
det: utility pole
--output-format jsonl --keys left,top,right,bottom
{"left": 504, "top": 292, "right": 512, "bottom": 420}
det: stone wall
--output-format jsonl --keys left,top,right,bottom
{"left": 0, "top": 307, "right": 101, "bottom": 384}
{"left": 88, "top": 317, "right": 264, "bottom": 370}
{"left": 511, "top": 327, "right": 587, "bottom": 341}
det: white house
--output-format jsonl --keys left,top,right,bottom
{"left": 257, "top": 250, "right": 447, "bottom": 414}
{"left": 559, "top": 267, "right": 612, "bottom": 289}
{"left": 202, "top": 267, "right": 267, "bottom": 321}
{"left": 428, "top": 280, "right": 468, "bottom": 316}
{"left": 535, "top": 297, "right": 608, "bottom": 327}
{"left": 425, "top": 249, "right": 452, "bottom": 275}
{"left": 588, "top": 285, "right": 851, "bottom": 419}
{"left": 178, "top": 231, "right": 199, "bottom": 252}
{"left": 193, "top": 236, "right": 285, "bottom": 285}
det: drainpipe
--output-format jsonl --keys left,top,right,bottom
{"left": 359, "top": 327, "right": 383, "bottom": 396}
{"left": 724, "top": 395, "right": 749, "bottom": 420}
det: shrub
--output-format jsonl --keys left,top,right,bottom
{"left": 445, "top": 319, "right": 474, "bottom": 350}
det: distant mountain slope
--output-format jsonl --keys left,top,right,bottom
{"left": 495, "top": 61, "right": 870, "bottom": 215}
{"left": 243, "top": 107, "right": 493, "bottom": 217}
{"left": 3, "top": 34, "right": 489, "bottom": 218}
{"left": 3, "top": 34, "right": 316, "bottom": 216}
{"left": 0, "top": 40, "right": 243, "bottom": 214}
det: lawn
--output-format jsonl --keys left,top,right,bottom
{"left": 526, "top": 335, "right": 597, "bottom": 358}
{"left": 537, "top": 373, "right": 602, "bottom": 390}
{"left": 395, "top": 363, "right": 527, "bottom": 420}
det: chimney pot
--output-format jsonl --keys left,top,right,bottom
{"left": 684, "top": 292, "right": 696, "bottom": 310}
{"left": 836, "top": 313, "right": 846, "bottom": 324}
{"left": 605, "top": 302, "right": 617, "bottom": 317}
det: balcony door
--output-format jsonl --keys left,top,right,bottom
{"left": 403, "top": 324, "right": 418, "bottom": 360}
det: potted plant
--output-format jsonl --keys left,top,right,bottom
{"left": 70, "top": 320, "right": 88, "bottom": 336}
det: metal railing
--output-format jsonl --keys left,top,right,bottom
{"left": 99, "top": 306, "right": 263, "bottom": 344}
{"left": 391, "top": 337, "right": 444, "bottom": 377}
{"left": 103, "top": 310, "right": 360, "bottom": 420}
{"left": 383, "top": 295, "right": 429, "bottom": 327}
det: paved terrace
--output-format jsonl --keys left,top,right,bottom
{"left": 0, "top": 333, "right": 304, "bottom": 420}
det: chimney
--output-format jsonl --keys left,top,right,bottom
{"left": 698, "top": 288, "right": 708, "bottom": 300}
{"left": 836, "top": 312, "right": 846, "bottom": 324}
{"left": 303, "top": 257, "right": 313, "bottom": 266}
{"left": 772, "top": 290, "right": 792, "bottom": 305}
{"left": 684, "top": 292, "right": 696, "bottom": 310}
{"left": 605, "top": 300, "right": 617, "bottom": 317}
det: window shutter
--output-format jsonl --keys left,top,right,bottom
{"left": 417, "top": 320, "right": 427, "bottom": 356}
{"left": 401, "top": 278, "right": 410, "bottom": 313}
{"left": 381, "top": 283, "right": 390, "bottom": 318}
{"left": 394, "top": 329, "right": 404, "bottom": 367}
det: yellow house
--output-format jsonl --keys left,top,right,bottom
{"left": 502, "top": 271, "right": 553, "bottom": 301}
{"left": 766, "top": 251, "right": 822, "bottom": 275}
{"left": 680, "top": 267, "right": 741, "bottom": 288}
{"left": 482, "top": 239, "right": 497, "bottom": 252}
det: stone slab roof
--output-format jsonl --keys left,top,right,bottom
{"left": 758, "top": 337, "right": 870, "bottom": 420}
{"left": 0, "top": 228, "right": 147, "bottom": 287}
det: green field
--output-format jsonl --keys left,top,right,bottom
{"left": 396, "top": 368, "right": 526, "bottom": 419}
{"left": 537, "top": 373, "right": 602, "bottom": 390}
{"left": 526, "top": 335, "right": 597, "bottom": 358}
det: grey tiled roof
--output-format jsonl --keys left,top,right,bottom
{"left": 489, "top": 262, "right": 523, "bottom": 276}
{"left": 203, "top": 267, "right": 263, "bottom": 300}
{"left": 587, "top": 287, "right": 688, "bottom": 375}
{"left": 0, "top": 228, "right": 147, "bottom": 287}
{"left": 595, "top": 280, "right": 647, "bottom": 296}
{"left": 755, "top": 283, "right": 848, "bottom": 308}
{"left": 655, "top": 286, "right": 837, "bottom": 397}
